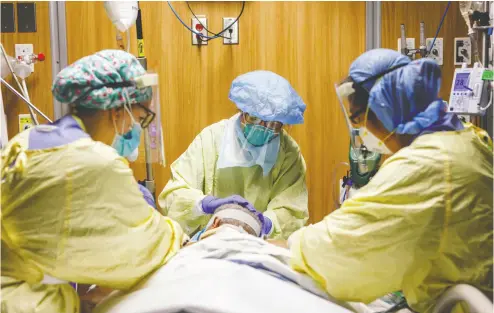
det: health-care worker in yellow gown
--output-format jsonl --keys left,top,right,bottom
{"left": 159, "top": 70, "right": 309, "bottom": 240}
{"left": 289, "top": 49, "right": 493, "bottom": 312}
{"left": 1, "top": 50, "right": 185, "bottom": 313}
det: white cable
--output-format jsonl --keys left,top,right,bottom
{"left": 21, "top": 79, "right": 30, "bottom": 102}
{"left": 480, "top": 89, "right": 493, "bottom": 111}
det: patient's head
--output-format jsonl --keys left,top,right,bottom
{"left": 207, "top": 216, "right": 257, "bottom": 236}
{"left": 191, "top": 203, "right": 263, "bottom": 242}
{"left": 211, "top": 203, "right": 262, "bottom": 234}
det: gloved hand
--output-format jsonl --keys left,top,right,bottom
{"left": 238, "top": 204, "right": 273, "bottom": 237}
{"left": 261, "top": 215, "right": 273, "bottom": 237}
{"left": 201, "top": 195, "right": 255, "bottom": 214}
{"left": 138, "top": 184, "right": 156, "bottom": 209}
{"left": 201, "top": 195, "right": 273, "bottom": 237}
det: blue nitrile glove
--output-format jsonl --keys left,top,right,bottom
{"left": 201, "top": 195, "right": 255, "bottom": 214}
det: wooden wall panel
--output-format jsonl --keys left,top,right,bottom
{"left": 381, "top": 2, "right": 468, "bottom": 100}
{"left": 1, "top": 2, "right": 53, "bottom": 138}
{"left": 65, "top": 1, "right": 366, "bottom": 223}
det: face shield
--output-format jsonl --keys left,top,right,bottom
{"left": 335, "top": 81, "right": 381, "bottom": 187}
{"left": 240, "top": 112, "right": 283, "bottom": 147}
{"left": 335, "top": 81, "right": 365, "bottom": 148}
{"left": 133, "top": 72, "right": 164, "bottom": 165}
{"left": 216, "top": 112, "right": 282, "bottom": 176}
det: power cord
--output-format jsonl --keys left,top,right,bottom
{"left": 426, "top": 1, "right": 451, "bottom": 57}
{"left": 167, "top": 1, "right": 245, "bottom": 41}
{"left": 186, "top": 1, "right": 230, "bottom": 39}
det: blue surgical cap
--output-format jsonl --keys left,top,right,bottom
{"left": 228, "top": 71, "right": 306, "bottom": 125}
{"left": 349, "top": 49, "right": 443, "bottom": 135}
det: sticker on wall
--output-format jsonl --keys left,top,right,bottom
{"left": 397, "top": 38, "right": 416, "bottom": 59}
{"left": 426, "top": 38, "right": 443, "bottom": 65}
{"left": 19, "top": 113, "right": 36, "bottom": 132}
{"left": 454, "top": 37, "right": 471, "bottom": 65}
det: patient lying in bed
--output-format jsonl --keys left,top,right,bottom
{"left": 88, "top": 204, "right": 402, "bottom": 313}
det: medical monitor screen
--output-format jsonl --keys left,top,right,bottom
{"left": 454, "top": 73, "right": 470, "bottom": 91}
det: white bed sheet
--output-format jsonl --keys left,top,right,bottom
{"left": 94, "top": 228, "right": 395, "bottom": 313}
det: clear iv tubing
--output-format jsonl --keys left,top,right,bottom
{"left": 126, "top": 30, "right": 131, "bottom": 52}
{"left": 332, "top": 162, "right": 350, "bottom": 210}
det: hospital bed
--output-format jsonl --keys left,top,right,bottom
{"left": 91, "top": 229, "right": 493, "bottom": 313}
{"left": 92, "top": 262, "right": 493, "bottom": 313}
{"left": 433, "top": 284, "right": 493, "bottom": 313}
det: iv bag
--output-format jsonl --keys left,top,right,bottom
{"left": 1, "top": 53, "right": 15, "bottom": 79}
{"left": 459, "top": 2, "right": 471, "bottom": 16}
{"left": 104, "top": 1, "right": 138, "bottom": 33}
{"left": 470, "top": 1, "right": 486, "bottom": 12}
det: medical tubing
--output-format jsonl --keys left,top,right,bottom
{"left": 116, "top": 30, "right": 125, "bottom": 50}
{"left": 126, "top": 30, "right": 131, "bottom": 52}
{"left": 480, "top": 88, "right": 493, "bottom": 111}
{"left": 167, "top": 1, "right": 245, "bottom": 40}
{"left": 426, "top": 1, "right": 451, "bottom": 56}
{"left": 331, "top": 161, "right": 350, "bottom": 209}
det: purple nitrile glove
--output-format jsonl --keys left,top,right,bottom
{"left": 138, "top": 184, "right": 156, "bottom": 209}
{"left": 201, "top": 195, "right": 273, "bottom": 237}
{"left": 260, "top": 215, "right": 273, "bottom": 237}
{"left": 201, "top": 195, "right": 255, "bottom": 214}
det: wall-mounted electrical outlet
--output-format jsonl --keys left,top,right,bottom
{"left": 192, "top": 15, "right": 207, "bottom": 45}
{"left": 223, "top": 17, "right": 239, "bottom": 45}
{"left": 426, "top": 38, "right": 443, "bottom": 65}
{"left": 15, "top": 44, "right": 34, "bottom": 70}
{"left": 454, "top": 37, "right": 471, "bottom": 65}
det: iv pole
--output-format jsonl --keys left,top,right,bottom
{"left": 135, "top": 2, "right": 156, "bottom": 198}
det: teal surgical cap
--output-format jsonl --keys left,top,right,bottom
{"left": 52, "top": 49, "right": 152, "bottom": 110}
{"left": 229, "top": 70, "right": 306, "bottom": 125}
